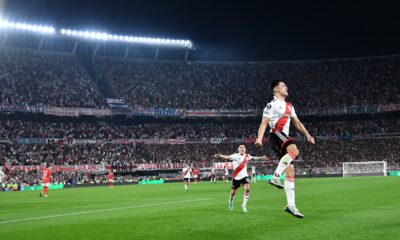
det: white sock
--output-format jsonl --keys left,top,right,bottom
{"left": 274, "top": 153, "right": 296, "bottom": 177}
{"left": 284, "top": 177, "right": 295, "bottom": 207}
{"left": 242, "top": 195, "right": 249, "bottom": 206}
{"left": 184, "top": 185, "right": 188, "bottom": 190}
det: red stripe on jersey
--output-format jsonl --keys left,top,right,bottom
{"left": 233, "top": 154, "right": 250, "bottom": 178}
{"left": 183, "top": 168, "right": 190, "bottom": 176}
{"left": 272, "top": 102, "right": 292, "bottom": 132}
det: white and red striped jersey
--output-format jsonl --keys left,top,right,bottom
{"left": 263, "top": 96, "right": 297, "bottom": 136}
{"left": 182, "top": 167, "right": 192, "bottom": 178}
{"left": 229, "top": 153, "right": 252, "bottom": 180}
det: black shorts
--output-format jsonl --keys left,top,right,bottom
{"left": 184, "top": 178, "right": 190, "bottom": 183}
{"left": 231, "top": 177, "right": 250, "bottom": 190}
{"left": 269, "top": 132, "right": 294, "bottom": 159}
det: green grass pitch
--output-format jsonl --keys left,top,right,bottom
{"left": 0, "top": 177, "right": 399, "bottom": 240}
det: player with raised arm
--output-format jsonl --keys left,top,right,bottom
{"left": 255, "top": 80, "right": 315, "bottom": 218}
{"left": 215, "top": 145, "right": 268, "bottom": 213}
{"left": 182, "top": 164, "right": 193, "bottom": 191}
{"left": 40, "top": 163, "right": 51, "bottom": 197}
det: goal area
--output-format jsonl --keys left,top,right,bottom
{"left": 343, "top": 161, "right": 387, "bottom": 177}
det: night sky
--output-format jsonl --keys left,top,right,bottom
{"left": 2, "top": 0, "right": 400, "bottom": 61}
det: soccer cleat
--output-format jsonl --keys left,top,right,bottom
{"left": 268, "top": 177, "right": 284, "bottom": 189}
{"left": 229, "top": 200, "right": 233, "bottom": 210}
{"left": 284, "top": 206, "right": 304, "bottom": 218}
{"left": 241, "top": 204, "right": 248, "bottom": 213}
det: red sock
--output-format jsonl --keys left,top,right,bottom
{"left": 45, "top": 187, "right": 48, "bottom": 195}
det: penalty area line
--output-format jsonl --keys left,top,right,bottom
{"left": 0, "top": 198, "right": 214, "bottom": 224}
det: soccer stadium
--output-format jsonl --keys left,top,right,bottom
{"left": 0, "top": 1, "right": 399, "bottom": 240}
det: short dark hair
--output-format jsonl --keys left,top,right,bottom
{"left": 270, "top": 80, "right": 282, "bottom": 94}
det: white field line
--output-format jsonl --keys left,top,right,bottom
{"left": 0, "top": 198, "right": 214, "bottom": 224}
{"left": 1, "top": 198, "right": 139, "bottom": 204}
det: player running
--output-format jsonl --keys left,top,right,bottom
{"left": 182, "top": 164, "right": 193, "bottom": 191}
{"left": 255, "top": 80, "right": 315, "bottom": 218}
{"left": 215, "top": 145, "right": 268, "bottom": 213}
{"left": 40, "top": 163, "right": 51, "bottom": 197}
{"left": 107, "top": 170, "right": 114, "bottom": 188}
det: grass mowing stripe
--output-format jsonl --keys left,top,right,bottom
{"left": 0, "top": 197, "right": 214, "bottom": 225}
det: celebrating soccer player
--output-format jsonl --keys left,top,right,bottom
{"left": 255, "top": 80, "right": 315, "bottom": 218}
{"left": 215, "top": 145, "right": 268, "bottom": 213}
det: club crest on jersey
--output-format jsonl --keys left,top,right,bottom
{"left": 267, "top": 103, "right": 271, "bottom": 109}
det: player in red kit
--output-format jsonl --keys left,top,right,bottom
{"left": 40, "top": 163, "right": 51, "bottom": 197}
{"left": 108, "top": 170, "right": 114, "bottom": 188}
{"left": 193, "top": 168, "right": 199, "bottom": 184}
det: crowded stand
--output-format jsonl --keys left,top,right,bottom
{"left": 0, "top": 143, "right": 147, "bottom": 166}
{"left": 0, "top": 120, "right": 398, "bottom": 171}
{"left": 95, "top": 56, "right": 400, "bottom": 110}
{"left": 2, "top": 138, "right": 400, "bottom": 188}
{"left": 0, "top": 48, "right": 106, "bottom": 108}
{"left": 0, "top": 47, "right": 398, "bottom": 111}
{"left": 1, "top": 119, "right": 398, "bottom": 140}
{"left": 0, "top": 47, "right": 399, "bottom": 189}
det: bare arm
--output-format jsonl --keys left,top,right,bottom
{"left": 214, "top": 154, "right": 231, "bottom": 161}
{"left": 251, "top": 155, "right": 270, "bottom": 161}
{"left": 292, "top": 117, "right": 315, "bottom": 144}
{"left": 255, "top": 116, "right": 270, "bottom": 147}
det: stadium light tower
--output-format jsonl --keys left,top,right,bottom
{"left": 0, "top": 19, "right": 55, "bottom": 34}
{"left": 60, "top": 28, "right": 193, "bottom": 49}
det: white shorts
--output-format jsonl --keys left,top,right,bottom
{"left": 41, "top": 183, "right": 50, "bottom": 187}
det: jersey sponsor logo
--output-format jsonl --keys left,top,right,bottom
{"left": 267, "top": 103, "right": 272, "bottom": 109}
{"left": 277, "top": 113, "right": 291, "bottom": 118}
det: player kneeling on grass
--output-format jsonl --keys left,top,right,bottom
{"left": 215, "top": 145, "right": 268, "bottom": 213}
{"left": 40, "top": 163, "right": 51, "bottom": 197}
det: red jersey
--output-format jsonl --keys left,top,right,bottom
{"left": 42, "top": 168, "right": 51, "bottom": 183}
{"left": 107, "top": 172, "right": 113, "bottom": 180}
{"left": 193, "top": 169, "right": 199, "bottom": 176}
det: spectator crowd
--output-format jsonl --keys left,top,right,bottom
{"left": 0, "top": 47, "right": 399, "bottom": 188}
